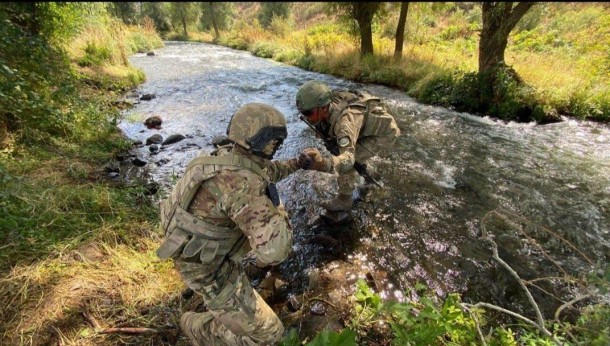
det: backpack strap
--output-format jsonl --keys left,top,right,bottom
{"left": 186, "top": 152, "right": 270, "bottom": 182}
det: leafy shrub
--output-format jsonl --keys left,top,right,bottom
{"left": 269, "top": 15, "right": 294, "bottom": 37}
{"left": 0, "top": 19, "right": 79, "bottom": 140}
{"left": 418, "top": 73, "right": 457, "bottom": 107}
{"left": 78, "top": 41, "right": 113, "bottom": 66}
{"left": 251, "top": 41, "right": 280, "bottom": 59}
{"left": 296, "top": 54, "right": 315, "bottom": 70}
{"left": 273, "top": 48, "right": 303, "bottom": 65}
{"left": 258, "top": 3, "right": 292, "bottom": 28}
{"left": 439, "top": 25, "right": 466, "bottom": 40}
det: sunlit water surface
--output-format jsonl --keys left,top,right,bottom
{"left": 119, "top": 41, "right": 610, "bottom": 317}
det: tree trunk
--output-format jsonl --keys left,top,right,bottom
{"left": 479, "top": 2, "right": 536, "bottom": 74}
{"left": 209, "top": 2, "right": 220, "bottom": 39}
{"left": 394, "top": 2, "right": 409, "bottom": 60}
{"left": 358, "top": 18, "right": 374, "bottom": 56}
{"left": 181, "top": 16, "right": 187, "bottom": 37}
{"left": 351, "top": 3, "right": 381, "bottom": 56}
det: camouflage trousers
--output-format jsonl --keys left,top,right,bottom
{"left": 175, "top": 259, "right": 284, "bottom": 346}
{"left": 338, "top": 131, "right": 399, "bottom": 195}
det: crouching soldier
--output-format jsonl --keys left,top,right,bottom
{"left": 156, "top": 103, "right": 319, "bottom": 345}
{"left": 295, "top": 80, "right": 401, "bottom": 216}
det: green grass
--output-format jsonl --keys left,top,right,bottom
{"left": 187, "top": 2, "right": 610, "bottom": 123}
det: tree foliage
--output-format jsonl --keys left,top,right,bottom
{"left": 142, "top": 2, "right": 172, "bottom": 35}
{"left": 199, "top": 2, "right": 235, "bottom": 37}
{"left": 258, "top": 2, "right": 292, "bottom": 28}
{"left": 107, "top": 2, "right": 138, "bottom": 25}
{"left": 330, "top": 2, "right": 383, "bottom": 56}
{"left": 169, "top": 2, "right": 200, "bottom": 37}
{"left": 0, "top": 2, "right": 102, "bottom": 44}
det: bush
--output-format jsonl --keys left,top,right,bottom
{"left": 78, "top": 41, "right": 113, "bottom": 66}
{"left": 0, "top": 19, "right": 80, "bottom": 140}
{"left": 251, "top": 41, "right": 280, "bottom": 59}
{"left": 273, "top": 48, "right": 303, "bottom": 65}
{"left": 269, "top": 15, "right": 294, "bottom": 37}
{"left": 418, "top": 73, "right": 457, "bottom": 107}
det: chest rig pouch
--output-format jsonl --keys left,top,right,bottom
{"left": 156, "top": 152, "right": 271, "bottom": 264}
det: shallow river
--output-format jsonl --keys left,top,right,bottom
{"left": 119, "top": 41, "right": 610, "bottom": 320}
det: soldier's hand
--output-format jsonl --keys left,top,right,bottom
{"left": 299, "top": 148, "right": 330, "bottom": 172}
{"left": 297, "top": 151, "right": 312, "bottom": 170}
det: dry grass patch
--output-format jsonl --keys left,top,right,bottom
{"left": 0, "top": 230, "right": 184, "bottom": 345}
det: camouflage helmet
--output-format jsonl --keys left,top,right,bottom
{"left": 226, "top": 103, "right": 288, "bottom": 156}
{"left": 296, "top": 80, "right": 332, "bottom": 112}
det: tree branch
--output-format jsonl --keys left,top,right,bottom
{"left": 505, "top": 2, "right": 536, "bottom": 32}
{"left": 99, "top": 327, "right": 158, "bottom": 335}
{"left": 488, "top": 239, "right": 546, "bottom": 328}
{"left": 82, "top": 310, "right": 158, "bottom": 335}
{"left": 462, "top": 302, "right": 554, "bottom": 338}
{"left": 554, "top": 294, "right": 593, "bottom": 323}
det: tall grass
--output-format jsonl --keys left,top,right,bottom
{"left": 0, "top": 6, "right": 171, "bottom": 345}
{"left": 195, "top": 2, "right": 609, "bottom": 123}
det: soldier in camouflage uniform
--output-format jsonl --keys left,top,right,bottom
{"left": 156, "top": 103, "right": 319, "bottom": 345}
{"left": 295, "top": 80, "right": 401, "bottom": 212}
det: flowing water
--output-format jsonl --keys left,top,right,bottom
{"left": 119, "top": 41, "right": 610, "bottom": 320}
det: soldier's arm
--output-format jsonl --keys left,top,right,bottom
{"left": 329, "top": 106, "right": 365, "bottom": 174}
{"left": 265, "top": 158, "right": 300, "bottom": 183}
{"left": 219, "top": 171, "right": 293, "bottom": 267}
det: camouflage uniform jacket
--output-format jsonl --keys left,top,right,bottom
{"left": 315, "top": 90, "right": 398, "bottom": 174}
{"left": 159, "top": 145, "right": 299, "bottom": 286}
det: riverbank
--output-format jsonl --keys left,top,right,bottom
{"left": 2, "top": 4, "right": 608, "bottom": 344}
{"left": 175, "top": 2, "right": 609, "bottom": 125}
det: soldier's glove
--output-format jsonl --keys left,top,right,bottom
{"left": 299, "top": 148, "right": 331, "bottom": 172}
{"left": 296, "top": 151, "right": 312, "bottom": 170}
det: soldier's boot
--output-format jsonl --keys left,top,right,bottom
{"left": 179, "top": 311, "right": 214, "bottom": 346}
{"left": 319, "top": 193, "right": 353, "bottom": 212}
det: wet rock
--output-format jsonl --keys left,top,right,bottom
{"left": 181, "top": 288, "right": 194, "bottom": 300}
{"left": 162, "top": 134, "right": 186, "bottom": 146}
{"left": 321, "top": 210, "right": 352, "bottom": 225}
{"left": 146, "top": 134, "right": 163, "bottom": 145}
{"left": 287, "top": 295, "right": 302, "bottom": 312}
{"left": 112, "top": 99, "right": 134, "bottom": 109}
{"left": 155, "top": 158, "right": 170, "bottom": 166}
{"left": 132, "top": 155, "right": 147, "bottom": 167}
{"left": 258, "top": 276, "right": 277, "bottom": 301}
{"left": 140, "top": 93, "right": 156, "bottom": 101}
{"left": 310, "top": 302, "right": 327, "bottom": 316}
{"left": 126, "top": 89, "right": 139, "bottom": 98}
{"left": 116, "top": 153, "right": 134, "bottom": 161}
{"left": 307, "top": 268, "right": 320, "bottom": 290}
{"left": 149, "top": 144, "right": 159, "bottom": 153}
{"left": 132, "top": 140, "right": 143, "bottom": 146}
{"left": 308, "top": 234, "right": 339, "bottom": 247}
{"left": 144, "top": 115, "right": 162, "bottom": 129}
{"left": 104, "top": 162, "right": 120, "bottom": 173}
{"left": 328, "top": 290, "right": 344, "bottom": 305}
{"left": 147, "top": 51, "right": 155, "bottom": 56}
{"left": 274, "top": 278, "right": 288, "bottom": 294}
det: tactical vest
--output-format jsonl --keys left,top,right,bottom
{"left": 331, "top": 89, "right": 395, "bottom": 138}
{"left": 156, "top": 151, "right": 271, "bottom": 265}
